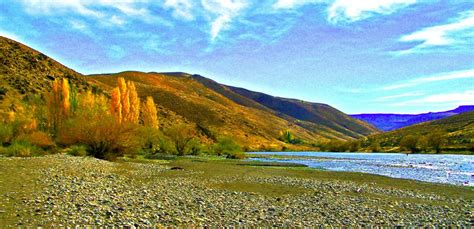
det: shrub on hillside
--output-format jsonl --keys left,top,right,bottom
{"left": 58, "top": 113, "right": 144, "bottom": 161}
{"left": 212, "top": 137, "right": 245, "bottom": 159}
{"left": 165, "top": 123, "right": 197, "bottom": 156}
{"left": 0, "top": 141, "right": 44, "bottom": 157}
{"left": 17, "top": 131, "right": 55, "bottom": 149}
{"left": 278, "top": 130, "right": 303, "bottom": 144}
{"left": 368, "top": 140, "right": 382, "bottom": 152}
{"left": 0, "top": 124, "right": 13, "bottom": 145}
{"left": 348, "top": 141, "right": 362, "bottom": 152}
{"left": 400, "top": 135, "right": 418, "bottom": 153}
{"left": 427, "top": 132, "right": 446, "bottom": 154}
{"left": 141, "top": 127, "right": 178, "bottom": 157}
{"left": 67, "top": 145, "right": 88, "bottom": 157}
{"left": 468, "top": 143, "right": 474, "bottom": 152}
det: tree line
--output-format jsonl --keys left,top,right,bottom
{"left": 0, "top": 78, "right": 244, "bottom": 160}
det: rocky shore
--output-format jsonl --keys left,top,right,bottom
{"left": 0, "top": 155, "right": 472, "bottom": 227}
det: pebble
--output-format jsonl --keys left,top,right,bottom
{"left": 1, "top": 155, "right": 472, "bottom": 227}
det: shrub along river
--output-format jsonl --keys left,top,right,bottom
{"left": 249, "top": 152, "right": 474, "bottom": 186}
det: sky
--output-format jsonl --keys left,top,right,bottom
{"left": 0, "top": 0, "right": 473, "bottom": 114}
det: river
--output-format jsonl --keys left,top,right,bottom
{"left": 249, "top": 152, "right": 474, "bottom": 186}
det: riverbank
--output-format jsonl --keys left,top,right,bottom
{"left": 0, "top": 155, "right": 472, "bottom": 227}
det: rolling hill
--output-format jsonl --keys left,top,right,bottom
{"left": 87, "top": 72, "right": 379, "bottom": 148}
{"left": 351, "top": 105, "right": 474, "bottom": 131}
{"left": 0, "top": 36, "right": 379, "bottom": 150}
{"left": 366, "top": 111, "right": 474, "bottom": 152}
{"left": 0, "top": 36, "right": 92, "bottom": 111}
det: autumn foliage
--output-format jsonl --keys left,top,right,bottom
{"left": 141, "top": 96, "right": 159, "bottom": 128}
{"left": 2, "top": 76, "right": 226, "bottom": 160}
{"left": 111, "top": 78, "right": 140, "bottom": 124}
{"left": 47, "top": 78, "right": 71, "bottom": 133}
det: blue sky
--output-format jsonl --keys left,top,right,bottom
{"left": 0, "top": 0, "right": 473, "bottom": 114}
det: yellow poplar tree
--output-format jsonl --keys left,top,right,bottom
{"left": 61, "top": 79, "right": 70, "bottom": 117}
{"left": 81, "top": 90, "right": 95, "bottom": 108}
{"left": 110, "top": 87, "right": 122, "bottom": 123}
{"left": 141, "top": 96, "right": 158, "bottom": 128}
{"left": 128, "top": 81, "right": 140, "bottom": 124}
{"left": 117, "top": 77, "right": 130, "bottom": 120}
{"left": 110, "top": 77, "right": 140, "bottom": 124}
{"left": 47, "top": 78, "right": 70, "bottom": 133}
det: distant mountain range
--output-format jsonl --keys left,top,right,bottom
{"left": 0, "top": 36, "right": 378, "bottom": 151}
{"left": 365, "top": 111, "right": 474, "bottom": 152}
{"left": 351, "top": 106, "right": 474, "bottom": 131}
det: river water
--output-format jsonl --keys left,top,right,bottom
{"left": 249, "top": 152, "right": 474, "bottom": 186}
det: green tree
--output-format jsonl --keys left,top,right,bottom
{"left": 417, "top": 135, "right": 429, "bottom": 152}
{"left": 427, "top": 132, "right": 445, "bottom": 154}
{"left": 400, "top": 135, "right": 418, "bottom": 153}
{"left": 278, "top": 130, "right": 303, "bottom": 144}
{"left": 212, "top": 137, "right": 242, "bottom": 158}
{"left": 165, "top": 123, "right": 196, "bottom": 156}
{"left": 368, "top": 140, "right": 382, "bottom": 152}
{"left": 348, "top": 141, "right": 362, "bottom": 152}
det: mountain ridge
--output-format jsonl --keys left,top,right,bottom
{"left": 0, "top": 36, "right": 379, "bottom": 150}
{"left": 364, "top": 111, "right": 474, "bottom": 153}
{"left": 351, "top": 105, "right": 474, "bottom": 131}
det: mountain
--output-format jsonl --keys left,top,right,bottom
{"left": 351, "top": 105, "right": 474, "bottom": 131}
{"left": 366, "top": 111, "right": 474, "bottom": 152}
{"left": 0, "top": 36, "right": 92, "bottom": 111}
{"left": 0, "top": 36, "right": 378, "bottom": 150}
{"left": 87, "top": 72, "right": 379, "bottom": 149}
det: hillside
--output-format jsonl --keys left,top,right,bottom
{"left": 225, "top": 85, "right": 378, "bottom": 138}
{"left": 87, "top": 71, "right": 376, "bottom": 149}
{"left": 0, "top": 36, "right": 379, "bottom": 150}
{"left": 366, "top": 111, "right": 474, "bottom": 152}
{"left": 0, "top": 36, "right": 91, "bottom": 111}
{"left": 351, "top": 105, "right": 474, "bottom": 131}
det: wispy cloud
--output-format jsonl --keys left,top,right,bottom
{"left": 272, "top": 0, "right": 418, "bottom": 23}
{"left": 396, "top": 10, "right": 474, "bottom": 55}
{"left": 391, "top": 90, "right": 474, "bottom": 106}
{"left": 375, "top": 91, "right": 424, "bottom": 101}
{"left": 327, "top": 0, "right": 417, "bottom": 23}
{"left": 164, "top": 0, "right": 195, "bottom": 20}
{"left": 382, "top": 68, "right": 474, "bottom": 91}
{"left": 19, "top": 0, "right": 170, "bottom": 27}
{"left": 201, "top": 0, "right": 248, "bottom": 41}
{"left": 273, "top": 0, "right": 321, "bottom": 9}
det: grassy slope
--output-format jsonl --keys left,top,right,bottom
{"left": 0, "top": 36, "right": 381, "bottom": 150}
{"left": 191, "top": 74, "right": 378, "bottom": 141}
{"left": 225, "top": 85, "right": 379, "bottom": 138}
{"left": 87, "top": 72, "right": 327, "bottom": 150}
{"left": 0, "top": 36, "right": 91, "bottom": 112}
{"left": 368, "top": 111, "right": 474, "bottom": 151}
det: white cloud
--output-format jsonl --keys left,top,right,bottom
{"left": 19, "top": 0, "right": 158, "bottom": 26}
{"left": 201, "top": 0, "right": 248, "bottom": 41}
{"left": 327, "top": 0, "right": 417, "bottom": 23}
{"left": 272, "top": 0, "right": 418, "bottom": 23}
{"left": 273, "top": 0, "right": 321, "bottom": 9}
{"left": 383, "top": 69, "right": 474, "bottom": 91}
{"left": 164, "top": 0, "right": 194, "bottom": 20}
{"left": 20, "top": 0, "right": 104, "bottom": 17}
{"left": 392, "top": 90, "right": 474, "bottom": 106}
{"left": 397, "top": 10, "right": 474, "bottom": 54}
{"left": 375, "top": 92, "right": 424, "bottom": 101}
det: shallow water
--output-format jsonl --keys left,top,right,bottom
{"left": 249, "top": 152, "right": 474, "bottom": 186}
